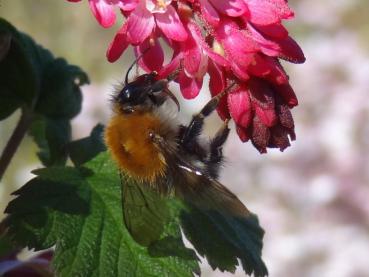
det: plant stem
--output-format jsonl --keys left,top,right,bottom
{"left": 0, "top": 108, "right": 33, "bottom": 182}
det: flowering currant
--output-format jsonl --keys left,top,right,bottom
{"left": 68, "top": 0, "right": 305, "bottom": 153}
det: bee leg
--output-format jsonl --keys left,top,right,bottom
{"left": 180, "top": 92, "right": 225, "bottom": 147}
{"left": 206, "top": 119, "right": 230, "bottom": 179}
{"left": 180, "top": 82, "right": 235, "bottom": 147}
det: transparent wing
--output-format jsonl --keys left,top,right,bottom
{"left": 168, "top": 152, "right": 250, "bottom": 217}
{"left": 120, "top": 172, "right": 170, "bottom": 247}
{"left": 168, "top": 153, "right": 268, "bottom": 277}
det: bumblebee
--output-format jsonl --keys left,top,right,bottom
{"left": 104, "top": 58, "right": 253, "bottom": 245}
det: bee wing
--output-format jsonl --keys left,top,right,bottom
{"left": 171, "top": 156, "right": 268, "bottom": 277}
{"left": 120, "top": 173, "right": 170, "bottom": 246}
{"left": 168, "top": 154, "right": 250, "bottom": 218}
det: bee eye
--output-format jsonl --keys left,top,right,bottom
{"left": 118, "top": 88, "right": 130, "bottom": 102}
{"left": 148, "top": 131, "right": 155, "bottom": 140}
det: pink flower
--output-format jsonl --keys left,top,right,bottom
{"left": 68, "top": 0, "right": 305, "bottom": 153}
{"left": 175, "top": 21, "right": 229, "bottom": 99}
{"left": 68, "top": 0, "right": 138, "bottom": 28}
{"left": 107, "top": 0, "right": 188, "bottom": 62}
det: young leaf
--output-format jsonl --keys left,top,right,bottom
{"left": 4, "top": 153, "right": 199, "bottom": 277}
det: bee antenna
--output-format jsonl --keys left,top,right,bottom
{"left": 125, "top": 47, "right": 151, "bottom": 85}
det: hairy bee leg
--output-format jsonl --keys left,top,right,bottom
{"left": 206, "top": 119, "right": 230, "bottom": 178}
{"left": 209, "top": 119, "right": 230, "bottom": 162}
{"left": 180, "top": 89, "right": 229, "bottom": 147}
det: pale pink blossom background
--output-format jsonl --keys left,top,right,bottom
{"left": 1, "top": 1, "right": 369, "bottom": 276}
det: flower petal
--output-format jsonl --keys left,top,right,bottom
{"left": 117, "top": 0, "right": 138, "bottom": 11}
{"left": 276, "top": 96, "right": 295, "bottom": 130}
{"left": 208, "top": 61, "right": 229, "bottom": 120}
{"left": 88, "top": 0, "right": 116, "bottom": 28}
{"left": 246, "top": 0, "right": 279, "bottom": 26}
{"left": 278, "top": 36, "right": 306, "bottom": 64}
{"left": 249, "top": 78, "right": 277, "bottom": 127}
{"left": 127, "top": 3, "right": 155, "bottom": 44}
{"left": 259, "top": 56, "right": 289, "bottom": 85}
{"left": 228, "top": 86, "right": 252, "bottom": 128}
{"left": 188, "top": 22, "right": 229, "bottom": 67}
{"left": 155, "top": 5, "right": 188, "bottom": 41}
{"left": 236, "top": 126, "right": 250, "bottom": 142}
{"left": 210, "top": 0, "right": 248, "bottom": 17}
{"left": 248, "top": 54, "right": 271, "bottom": 77}
{"left": 199, "top": 0, "right": 220, "bottom": 27}
{"left": 215, "top": 19, "right": 258, "bottom": 80}
{"left": 269, "top": 125, "right": 291, "bottom": 151}
{"left": 106, "top": 22, "right": 129, "bottom": 62}
{"left": 251, "top": 114, "right": 270, "bottom": 153}
{"left": 248, "top": 23, "right": 281, "bottom": 57}
{"left": 272, "top": 0, "right": 294, "bottom": 20}
{"left": 146, "top": 0, "right": 173, "bottom": 13}
{"left": 182, "top": 35, "right": 202, "bottom": 76}
{"left": 274, "top": 83, "right": 298, "bottom": 107}
{"left": 157, "top": 49, "right": 182, "bottom": 79}
{"left": 253, "top": 23, "right": 289, "bottom": 40}
{"left": 134, "top": 38, "right": 164, "bottom": 72}
{"left": 178, "top": 71, "right": 203, "bottom": 99}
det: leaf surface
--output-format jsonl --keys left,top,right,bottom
{"left": 4, "top": 153, "right": 199, "bottom": 277}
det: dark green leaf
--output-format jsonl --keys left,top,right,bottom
{"left": 4, "top": 153, "right": 199, "bottom": 277}
{"left": 0, "top": 86, "right": 22, "bottom": 120}
{"left": 0, "top": 233, "right": 16, "bottom": 258}
{"left": 180, "top": 204, "right": 268, "bottom": 277}
{"left": 0, "top": 31, "right": 11, "bottom": 61}
{"left": 35, "top": 58, "right": 88, "bottom": 119}
{"left": 0, "top": 19, "right": 38, "bottom": 119}
{"left": 0, "top": 18, "right": 89, "bottom": 172}
{"left": 68, "top": 124, "right": 106, "bottom": 166}
{"left": 29, "top": 116, "right": 71, "bottom": 166}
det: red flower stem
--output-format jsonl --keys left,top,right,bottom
{"left": 0, "top": 107, "right": 33, "bottom": 182}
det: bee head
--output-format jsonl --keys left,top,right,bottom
{"left": 115, "top": 51, "right": 181, "bottom": 113}
{"left": 116, "top": 71, "right": 158, "bottom": 112}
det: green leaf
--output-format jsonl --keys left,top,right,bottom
{"left": 121, "top": 174, "right": 171, "bottom": 247}
{"left": 0, "top": 233, "right": 16, "bottom": 258}
{"left": 180, "top": 205, "right": 268, "bottom": 277}
{"left": 0, "top": 85, "right": 22, "bottom": 120}
{"left": 29, "top": 116, "right": 71, "bottom": 166}
{"left": 0, "top": 19, "right": 38, "bottom": 119}
{"left": 4, "top": 153, "right": 199, "bottom": 277}
{"left": 0, "top": 18, "right": 88, "bottom": 157}
{"left": 35, "top": 58, "right": 88, "bottom": 119}
{"left": 67, "top": 124, "right": 106, "bottom": 166}
{"left": 0, "top": 18, "right": 89, "bottom": 173}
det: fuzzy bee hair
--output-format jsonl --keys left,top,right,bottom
{"left": 104, "top": 57, "right": 256, "bottom": 238}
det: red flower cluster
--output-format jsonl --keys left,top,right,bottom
{"left": 68, "top": 0, "right": 305, "bottom": 153}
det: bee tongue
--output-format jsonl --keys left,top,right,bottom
{"left": 162, "top": 88, "right": 180, "bottom": 112}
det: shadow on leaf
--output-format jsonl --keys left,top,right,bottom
{"left": 5, "top": 178, "right": 90, "bottom": 217}
{"left": 148, "top": 236, "right": 198, "bottom": 261}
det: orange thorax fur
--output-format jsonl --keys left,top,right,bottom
{"left": 104, "top": 110, "right": 168, "bottom": 182}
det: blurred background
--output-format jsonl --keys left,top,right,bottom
{"left": 1, "top": 1, "right": 369, "bottom": 276}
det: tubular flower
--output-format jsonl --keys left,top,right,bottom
{"left": 68, "top": 0, "right": 305, "bottom": 153}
